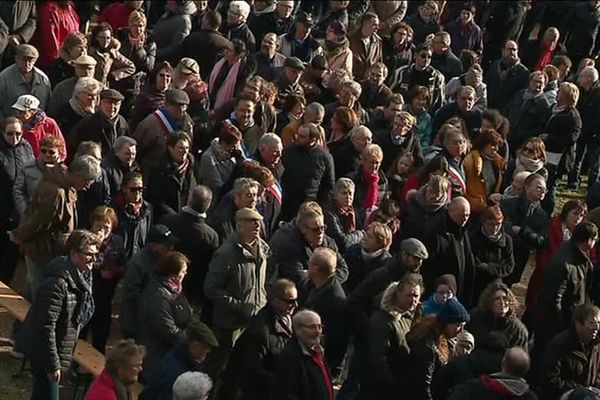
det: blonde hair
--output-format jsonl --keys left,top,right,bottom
{"left": 128, "top": 10, "right": 146, "bottom": 26}
{"left": 559, "top": 82, "right": 580, "bottom": 108}
{"left": 396, "top": 111, "right": 416, "bottom": 128}
{"left": 297, "top": 201, "right": 323, "bottom": 225}
{"left": 362, "top": 144, "right": 384, "bottom": 162}
{"left": 367, "top": 221, "right": 393, "bottom": 248}
{"left": 334, "top": 177, "right": 355, "bottom": 193}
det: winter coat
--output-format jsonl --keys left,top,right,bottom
{"left": 85, "top": 369, "right": 129, "bottom": 400}
{"left": 132, "top": 108, "right": 194, "bottom": 176}
{"left": 179, "top": 28, "right": 231, "bottom": 80}
{"left": 120, "top": 247, "right": 159, "bottom": 339}
{"left": 346, "top": 253, "right": 415, "bottom": 336}
{"left": 12, "top": 164, "right": 75, "bottom": 265}
{"left": 152, "top": 1, "right": 196, "bottom": 62}
{"left": 359, "top": 81, "right": 394, "bottom": 116}
{"left": 31, "top": 2, "right": 79, "bottom": 68}
{"left": 22, "top": 256, "right": 86, "bottom": 372}
{"left": 344, "top": 243, "right": 391, "bottom": 294}
{"left": 199, "top": 138, "right": 238, "bottom": 200}
{"left": 12, "top": 158, "right": 46, "bottom": 219}
{"left": 485, "top": 61, "right": 530, "bottom": 111}
{"left": 221, "top": 22, "right": 256, "bottom": 54}
{"left": 323, "top": 39, "right": 353, "bottom": 78}
{"left": 375, "top": 128, "right": 424, "bottom": 172}
{"left": 578, "top": 82, "right": 600, "bottom": 145}
{"left": 268, "top": 221, "right": 349, "bottom": 287}
{"left": 224, "top": 305, "right": 293, "bottom": 400}
{"left": 560, "top": 1, "right": 600, "bottom": 61}
{"left": 98, "top": 2, "right": 136, "bottom": 32}
{"left": 467, "top": 308, "right": 529, "bottom": 350}
{"left": 55, "top": 101, "right": 89, "bottom": 141}
{"left": 0, "top": 64, "right": 51, "bottom": 119}
{"left": 445, "top": 19, "right": 483, "bottom": 57}
{"left": 253, "top": 51, "right": 287, "bottom": 82}
{"left": 506, "top": 91, "right": 552, "bottom": 151}
{"left": 21, "top": 112, "right": 66, "bottom": 160}
{"left": 46, "top": 56, "right": 74, "bottom": 88}
{"left": 138, "top": 275, "right": 193, "bottom": 379}
{"left": 405, "top": 331, "right": 445, "bottom": 400}
{"left": 76, "top": 168, "right": 111, "bottom": 229}
{"left": 71, "top": 112, "right": 129, "bottom": 158}
{"left": 47, "top": 76, "right": 76, "bottom": 117}
{"left": 432, "top": 50, "right": 463, "bottom": 82}
{"left": 536, "top": 240, "right": 596, "bottom": 336}
{"left": 542, "top": 107, "right": 582, "bottom": 173}
{"left": 270, "top": 338, "right": 333, "bottom": 400}
{"left": 249, "top": 12, "right": 293, "bottom": 50}
{"left": 347, "top": 167, "right": 389, "bottom": 210}
{"left": 323, "top": 204, "right": 364, "bottom": 254}
{"left": 116, "top": 29, "right": 156, "bottom": 75}
{"left": 445, "top": 75, "right": 488, "bottom": 112}
{"left": 102, "top": 151, "right": 140, "bottom": 196}
{"left": 113, "top": 193, "right": 153, "bottom": 258}
{"left": 280, "top": 143, "right": 335, "bottom": 221}
{"left": 463, "top": 150, "right": 506, "bottom": 214}
{"left": 206, "top": 191, "right": 238, "bottom": 242}
{"left": 349, "top": 29, "right": 383, "bottom": 81}
{"left": 369, "top": 1, "right": 408, "bottom": 36}
{"left": 382, "top": 37, "right": 414, "bottom": 72}
{"left": 278, "top": 32, "right": 323, "bottom": 63}
{"left": 399, "top": 189, "right": 448, "bottom": 243}
{"left": 432, "top": 102, "right": 482, "bottom": 141}
{"left": 521, "top": 39, "right": 567, "bottom": 72}
{"left": 159, "top": 207, "right": 219, "bottom": 306}
{"left": 542, "top": 327, "right": 600, "bottom": 400}
{"left": 204, "top": 232, "right": 269, "bottom": 330}
{"left": 130, "top": 83, "right": 167, "bottom": 129}
{"left": 388, "top": 64, "right": 446, "bottom": 114}
{"left": 0, "top": 136, "right": 33, "bottom": 225}
{"left": 470, "top": 227, "right": 515, "bottom": 301}
{"left": 406, "top": 12, "right": 440, "bottom": 45}
{"left": 424, "top": 211, "right": 477, "bottom": 307}
{"left": 88, "top": 38, "right": 135, "bottom": 87}
{"left": 147, "top": 156, "right": 196, "bottom": 219}
{"left": 299, "top": 278, "right": 347, "bottom": 373}
{"left": 449, "top": 373, "right": 538, "bottom": 400}
{"left": 0, "top": 0, "right": 36, "bottom": 60}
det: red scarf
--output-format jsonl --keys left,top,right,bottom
{"left": 309, "top": 348, "right": 334, "bottom": 400}
{"left": 362, "top": 165, "right": 380, "bottom": 210}
{"left": 535, "top": 45, "right": 554, "bottom": 71}
{"left": 337, "top": 206, "right": 356, "bottom": 233}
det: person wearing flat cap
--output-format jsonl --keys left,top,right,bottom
{"left": 139, "top": 320, "right": 219, "bottom": 400}
{"left": 70, "top": 89, "right": 129, "bottom": 158}
{"left": 0, "top": 44, "right": 51, "bottom": 119}
{"left": 274, "top": 56, "right": 306, "bottom": 109}
{"left": 405, "top": 297, "right": 471, "bottom": 400}
{"left": 249, "top": 0, "right": 296, "bottom": 48}
{"left": 172, "top": 58, "right": 210, "bottom": 123}
{"left": 48, "top": 54, "right": 98, "bottom": 117}
{"left": 278, "top": 11, "right": 324, "bottom": 63}
{"left": 12, "top": 94, "right": 66, "bottom": 161}
{"left": 253, "top": 32, "right": 287, "bottom": 82}
{"left": 132, "top": 88, "right": 194, "bottom": 177}
{"left": 204, "top": 207, "right": 270, "bottom": 376}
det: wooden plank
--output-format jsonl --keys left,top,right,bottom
{"left": 73, "top": 339, "right": 105, "bottom": 376}
{"left": 0, "top": 280, "right": 29, "bottom": 321}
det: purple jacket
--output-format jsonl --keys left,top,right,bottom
{"left": 445, "top": 18, "right": 483, "bottom": 56}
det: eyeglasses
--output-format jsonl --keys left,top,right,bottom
{"left": 5, "top": 131, "right": 22, "bottom": 137}
{"left": 306, "top": 224, "right": 326, "bottom": 233}
{"left": 128, "top": 186, "right": 144, "bottom": 193}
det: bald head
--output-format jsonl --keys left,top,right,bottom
{"left": 189, "top": 185, "right": 212, "bottom": 213}
{"left": 448, "top": 197, "right": 471, "bottom": 227}
{"left": 501, "top": 347, "right": 530, "bottom": 378}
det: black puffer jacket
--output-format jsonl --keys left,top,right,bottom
{"left": 147, "top": 155, "right": 197, "bottom": 219}
{"left": 542, "top": 107, "right": 582, "bottom": 173}
{"left": 268, "top": 221, "right": 349, "bottom": 286}
{"left": 70, "top": 112, "right": 129, "bottom": 158}
{"left": 0, "top": 136, "right": 33, "bottom": 224}
{"left": 400, "top": 189, "right": 447, "bottom": 243}
{"left": 467, "top": 308, "right": 529, "bottom": 350}
{"left": 506, "top": 91, "right": 552, "bottom": 151}
{"left": 138, "top": 274, "right": 192, "bottom": 380}
{"left": 102, "top": 151, "right": 141, "bottom": 196}
{"left": 23, "top": 256, "right": 86, "bottom": 372}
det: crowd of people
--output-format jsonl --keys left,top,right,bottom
{"left": 2, "top": 0, "right": 600, "bottom": 399}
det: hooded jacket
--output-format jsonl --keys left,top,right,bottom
{"left": 0, "top": 136, "right": 33, "bottom": 224}
{"left": 88, "top": 37, "right": 135, "bottom": 87}
{"left": 448, "top": 373, "right": 537, "bottom": 399}
{"left": 152, "top": 0, "right": 196, "bottom": 62}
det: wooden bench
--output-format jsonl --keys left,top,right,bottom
{"left": 0, "top": 280, "right": 142, "bottom": 398}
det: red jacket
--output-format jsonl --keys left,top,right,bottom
{"left": 98, "top": 3, "right": 134, "bottom": 32}
{"left": 84, "top": 370, "right": 118, "bottom": 400}
{"left": 31, "top": 2, "right": 80, "bottom": 67}
{"left": 22, "top": 114, "right": 66, "bottom": 161}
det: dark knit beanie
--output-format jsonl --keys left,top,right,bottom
{"left": 437, "top": 297, "right": 470, "bottom": 324}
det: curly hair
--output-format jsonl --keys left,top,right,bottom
{"left": 477, "top": 280, "right": 519, "bottom": 317}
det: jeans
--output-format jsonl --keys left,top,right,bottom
{"left": 79, "top": 273, "right": 119, "bottom": 353}
{"left": 568, "top": 139, "right": 588, "bottom": 185}
{"left": 30, "top": 363, "right": 60, "bottom": 400}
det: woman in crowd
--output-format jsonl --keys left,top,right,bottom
{"left": 400, "top": 174, "right": 450, "bottom": 242}
{"left": 383, "top": 22, "right": 415, "bottom": 72}
{"left": 147, "top": 132, "right": 196, "bottom": 219}
{"left": 85, "top": 340, "right": 145, "bottom": 400}
{"left": 88, "top": 22, "right": 135, "bottom": 87}
{"left": 323, "top": 20, "right": 353, "bottom": 78}
{"left": 406, "top": 297, "right": 470, "bottom": 400}
{"left": 386, "top": 151, "right": 416, "bottom": 203}
{"left": 421, "top": 274, "right": 456, "bottom": 316}
{"left": 46, "top": 31, "right": 87, "bottom": 87}
{"left": 278, "top": 93, "right": 306, "bottom": 137}
{"left": 404, "top": 85, "right": 432, "bottom": 149}
{"left": 83, "top": 206, "right": 126, "bottom": 353}
{"left": 439, "top": 127, "right": 470, "bottom": 198}
{"left": 399, "top": 154, "right": 450, "bottom": 211}
{"left": 542, "top": 82, "right": 582, "bottom": 214}
{"left": 131, "top": 61, "right": 174, "bottom": 128}
{"left": 324, "top": 177, "right": 364, "bottom": 254}
{"left": 329, "top": 107, "right": 359, "bottom": 177}
{"left": 13, "top": 135, "right": 63, "bottom": 220}
{"left": 463, "top": 129, "right": 506, "bottom": 215}
{"left": 467, "top": 281, "right": 529, "bottom": 349}
{"left": 503, "top": 137, "right": 548, "bottom": 188}
{"left": 55, "top": 77, "right": 102, "bottom": 144}
{"left": 172, "top": 58, "right": 210, "bottom": 123}
{"left": 479, "top": 108, "right": 510, "bottom": 159}
{"left": 113, "top": 171, "right": 153, "bottom": 258}
{"left": 526, "top": 199, "right": 587, "bottom": 319}
{"left": 445, "top": 64, "right": 488, "bottom": 111}
{"left": 470, "top": 205, "right": 515, "bottom": 302}
{"left": 138, "top": 251, "right": 192, "bottom": 381}
{"left": 348, "top": 144, "right": 389, "bottom": 213}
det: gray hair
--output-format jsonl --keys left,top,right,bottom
{"left": 544, "top": 27, "right": 560, "bottom": 39}
{"left": 580, "top": 66, "right": 600, "bottom": 83}
{"left": 350, "top": 125, "right": 372, "bottom": 140}
{"left": 334, "top": 177, "right": 355, "bottom": 193}
{"left": 305, "top": 102, "right": 325, "bottom": 119}
{"left": 435, "top": 31, "right": 451, "bottom": 47}
{"left": 173, "top": 371, "right": 213, "bottom": 400}
{"left": 292, "top": 309, "right": 320, "bottom": 332}
{"left": 458, "top": 85, "right": 476, "bottom": 98}
{"left": 113, "top": 135, "right": 137, "bottom": 152}
{"left": 73, "top": 77, "right": 101, "bottom": 95}
{"left": 258, "top": 132, "right": 283, "bottom": 150}
{"left": 68, "top": 155, "right": 102, "bottom": 182}
{"left": 233, "top": 177, "right": 259, "bottom": 194}
{"left": 323, "top": 69, "right": 350, "bottom": 90}
{"left": 342, "top": 80, "right": 362, "bottom": 97}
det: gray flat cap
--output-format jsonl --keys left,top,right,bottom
{"left": 400, "top": 238, "right": 429, "bottom": 259}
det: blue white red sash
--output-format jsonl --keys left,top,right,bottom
{"left": 153, "top": 108, "right": 176, "bottom": 135}
{"left": 268, "top": 182, "right": 283, "bottom": 205}
{"left": 448, "top": 164, "right": 467, "bottom": 194}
